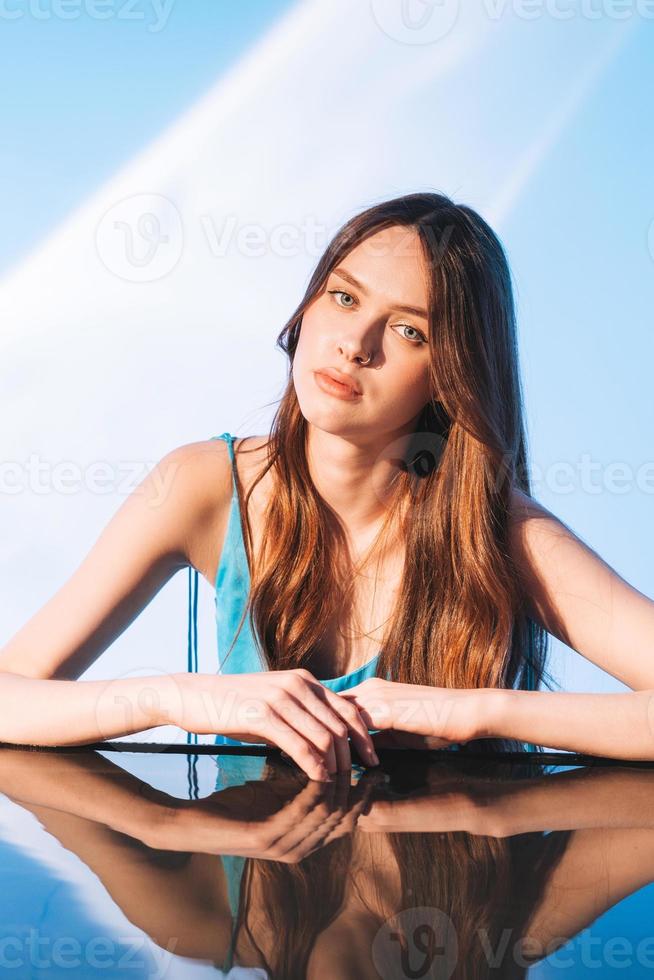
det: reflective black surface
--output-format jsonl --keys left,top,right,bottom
{"left": 2, "top": 742, "right": 654, "bottom": 978}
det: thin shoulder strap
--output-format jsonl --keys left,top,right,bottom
{"left": 186, "top": 434, "right": 238, "bottom": 783}
{"left": 186, "top": 563, "right": 199, "bottom": 769}
{"left": 186, "top": 434, "right": 239, "bottom": 772}
{"left": 213, "top": 431, "right": 238, "bottom": 496}
{"left": 186, "top": 560, "right": 199, "bottom": 795}
{"left": 186, "top": 433, "right": 237, "bottom": 789}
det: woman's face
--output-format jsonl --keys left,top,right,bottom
{"left": 293, "top": 225, "right": 433, "bottom": 442}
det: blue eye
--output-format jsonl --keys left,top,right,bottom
{"left": 327, "top": 289, "right": 427, "bottom": 345}
{"left": 328, "top": 288, "right": 356, "bottom": 308}
{"left": 395, "top": 324, "right": 427, "bottom": 346}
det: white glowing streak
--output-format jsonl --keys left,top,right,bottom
{"left": 0, "top": 0, "right": 327, "bottom": 289}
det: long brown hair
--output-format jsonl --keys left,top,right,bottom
{"left": 223, "top": 190, "right": 556, "bottom": 702}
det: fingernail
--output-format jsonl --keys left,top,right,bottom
{"left": 370, "top": 748, "right": 380, "bottom": 765}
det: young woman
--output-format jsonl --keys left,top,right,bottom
{"left": 1, "top": 191, "right": 653, "bottom": 780}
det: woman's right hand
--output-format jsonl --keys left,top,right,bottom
{"left": 175, "top": 668, "right": 380, "bottom": 781}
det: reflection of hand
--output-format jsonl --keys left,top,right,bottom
{"left": 338, "top": 677, "right": 481, "bottom": 743}
{"left": 358, "top": 788, "right": 480, "bottom": 836}
{"left": 0, "top": 748, "right": 381, "bottom": 860}
{"left": 357, "top": 765, "right": 654, "bottom": 838}
{"left": 160, "top": 768, "right": 385, "bottom": 859}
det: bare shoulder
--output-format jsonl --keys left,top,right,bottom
{"left": 507, "top": 485, "right": 580, "bottom": 554}
{"left": 163, "top": 438, "right": 235, "bottom": 586}
{"left": 159, "top": 438, "right": 233, "bottom": 515}
{"left": 506, "top": 484, "right": 654, "bottom": 690}
{"left": 506, "top": 484, "right": 592, "bottom": 596}
{"left": 232, "top": 433, "right": 273, "bottom": 465}
{"left": 165, "top": 433, "right": 271, "bottom": 522}
{"left": 180, "top": 434, "right": 272, "bottom": 586}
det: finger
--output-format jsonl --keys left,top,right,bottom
{"left": 317, "top": 686, "right": 380, "bottom": 767}
{"left": 266, "top": 710, "right": 332, "bottom": 781}
{"left": 283, "top": 773, "right": 356, "bottom": 857}
{"left": 276, "top": 803, "right": 348, "bottom": 862}
{"left": 290, "top": 686, "right": 352, "bottom": 773}
{"left": 274, "top": 810, "right": 346, "bottom": 862}
{"left": 249, "top": 685, "right": 336, "bottom": 772}
{"left": 281, "top": 679, "right": 354, "bottom": 772}
{"left": 255, "top": 778, "right": 358, "bottom": 862}
{"left": 337, "top": 688, "right": 390, "bottom": 734}
{"left": 315, "top": 774, "right": 374, "bottom": 849}
{"left": 263, "top": 782, "right": 336, "bottom": 833}
{"left": 277, "top": 695, "right": 341, "bottom": 773}
{"left": 319, "top": 792, "right": 372, "bottom": 848}
{"left": 260, "top": 791, "right": 342, "bottom": 861}
{"left": 255, "top": 775, "right": 330, "bottom": 829}
{"left": 332, "top": 767, "right": 353, "bottom": 812}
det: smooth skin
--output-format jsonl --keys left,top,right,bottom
{"left": 1, "top": 224, "right": 654, "bottom": 772}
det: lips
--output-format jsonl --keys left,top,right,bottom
{"left": 315, "top": 367, "right": 362, "bottom": 395}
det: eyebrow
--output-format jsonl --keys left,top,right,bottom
{"left": 331, "top": 265, "right": 429, "bottom": 320}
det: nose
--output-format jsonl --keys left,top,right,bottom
{"left": 338, "top": 323, "right": 378, "bottom": 365}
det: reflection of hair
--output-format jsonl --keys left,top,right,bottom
{"left": 229, "top": 755, "right": 573, "bottom": 978}
{"left": 223, "top": 190, "right": 555, "bottom": 699}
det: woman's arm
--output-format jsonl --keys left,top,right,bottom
{"left": 479, "top": 486, "right": 654, "bottom": 758}
{"left": 508, "top": 486, "right": 654, "bottom": 691}
{"left": 0, "top": 440, "right": 227, "bottom": 682}
{"left": 480, "top": 685, "right": 654, "bottom": 759}
{"left": 0, "top": 748, "right": 372, "bottom": 859}
{"left": 0, "top": 439, "right": 231, "bottom": 743}
{"left": 342, "top": 678, "right": 654, "bottom": 760}
{"left": 0, "top": 670, "right": 188, "bottom": 745}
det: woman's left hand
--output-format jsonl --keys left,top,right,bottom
{"left": 337, "top": 677, "right": 484, "bottom": 746}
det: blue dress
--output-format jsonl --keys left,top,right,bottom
{"left": 185, "top": 431, "right": 532, "bottom": 972}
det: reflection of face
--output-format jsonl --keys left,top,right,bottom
{"left": 292, "top": 225, "right": 432, "bottom": 440}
